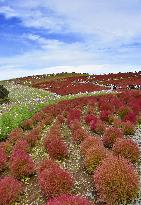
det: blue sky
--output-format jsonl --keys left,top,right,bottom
{"left": 0, "top": 0, "right": 141, "bottom": 80}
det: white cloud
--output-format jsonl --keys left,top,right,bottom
{"left": 1, "top": 0, "right": 141, "bottom": 41}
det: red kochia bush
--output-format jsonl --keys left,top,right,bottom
{"left": 95, "top": 120, "right": 106, "bottom": 135}
{"left": 0, "top": 148, "right": 7, "bottom": 172}
{"left": 80, "top": 136, "right": 103, "bottom": 156}
{"left": 37, "top": 159, "right": 60, "bottom": 174}
{"left": 102, "top": 127, "right": 124, "bottom": 148}
{"left": 10, "top": 150, "right": 35, "bottom": 178}
{"left": 8, "top": 128, "right": 23, "bottom": 144}
{"left": 100, "top": 110, "right": 112, "bottom": 122}
{"left": 117, "top": 105, "right": 132, "bottom": 119}
{"left": 44, "top": 135, "right": 68, "bottom": 160}
{"left": 112, "top": 138, "right": 140, "bottom": 163}
{"left": 71, "top": 128, "right": 88, "bottom": 144}
{"left": 13, "top": 139, "right": 29, "bottom": 153}
{"left": 38, "top": 166, "right": 74, "bottom": 197}
{"left": 67, "top": 109, "right": 81, "bottom": 125}
{"left": 85, "top": 114, "right": 97, "bottom": 125}
{"left": 84, "top": 146, "right": 109, "bottom": 173}
{"left": 21, "top": 119, "right": 34, "bottom": 130}
{"left": 121, "top": 121, "right": 135, "bottom": 135}
{"left": 46, "top": 194, "right": 92, "bottom": 205}
{"left": 0, "top": 176, "right": 23, "bottom": 205}
{"left": 123, "top": 112, "right": 137, "bottom": 124}
{"left": 25, "top": 128, "right": 40, "bottom": 147}
{"left": 93, "top": 156, "right": 140, "bottom": 205}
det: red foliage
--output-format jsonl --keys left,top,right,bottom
{"left": 8, "top": 128, "right": 23, "bottom": 144}
{"left": 80, "top": 136, "right": 103, "bottom": 156}
{"left": 44, "top": 135, "right": 68, "bottom": 160}
{"left": 71, "top": 127, "right": 88, "bottom": 144}
{"left": 12, "top": 139, "right": 30, "bottom": 153}
{"left": 118, "top": 106, "right": 132, "bottom": 119}
{"left": 123, "top": 112, "right": 137, "bottom": 124}
{"left": 85, "top": 114, "right": 97, "bottom": 125}
{"left": 21, "top": 119, "right": 34, "bottom": 130}
{"left": 84, "top": 146, "right": 109, "bottom": 173}
{"left": 10, "top": 150, "right": 35, "bottom": 178}
{"left": 37, "top": 159, "right": 60, "bottom": 174}
{"left": 25, "top": 127, "right": 40, "bottom": 147}
{"left": 31, "top": 111, "right": 44, "bottom": 123}
{"left": 95, "top": 120, "right": 106, "bottom": 135}
{"left": 102, "top": 127, "right": 124, "bottom": 148}
{"left": 112, "top": 138, "right": 140, "bottom": 163}
{"left": 0, "top": 148, "right": 7, "bottom": 172}
{"left": 93, "top": 155, "right": 140, "bottom": 205}
{"left": 121, "top": 121, "right": 135, "bottom": 135}
{"left": 99, "top": 110, "right": 112, "bottom": 122}
{"left": 0, "top": 176, "right": 23, "bottom": 205}
{"left": 38, "top": 166, "right": 74, "bottom": 197}
{"left": 46, "top": 194, "right": 92, "bottom": 205}
{"left": 67, "top": 109, "right": 81, "bottom": 125}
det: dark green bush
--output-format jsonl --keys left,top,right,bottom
{"left": 0, "top": 85, "right": 9, "bottom": 99}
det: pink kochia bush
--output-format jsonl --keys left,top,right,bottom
{"left": 0, "top": 176, "right": 23, "bottom": 205}
{"left": 93, "top": 156, "right": 140, "bottom": 205}
{"left": 0, "top": 148, "right": 7, "bottom": 172}
{"left": 38, "top": 165, "right": 74, "bottom": 198}
{"left": 112, "top": 138, "right": 140, "bottom": 163}
{"left": 46, "top": 194, "right": 92, "bottom": 205}
{"left": 80, "top": 136, "right": 103, "bottom": 156}
{"left": 44, "top": 135, "right": 68, "bottom": 160}
{"left": 102, "top": 127, "right": 124, "bottom": 148}
{"left": 10, "top": 150, "right": 35, "bottom": 178}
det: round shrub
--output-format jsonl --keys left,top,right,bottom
{"left": 0, "top": 176, "right": 23, "bottom": 205}
{"left": 13, "top": 139, "right": 29, "bottom": 153}
{"left": 0, "top": 148, "right": 7, "bottom": 172}
{"left": 80, "top": 136, "right": 103, "bottom": 156}
{"left": 10, "top": 150, "right": 35, "bottom": 178}
{"left": 102, "top": 127, "right": 124, "bottom": 148}
{"left": 85, "top": 114, "right": 97, "bottom": 125}
{"left": 121, "top": 121, "right": 135, "bottom": 135}
{"left": 44, "top": 135, "right": 68, "bottom": 160}
{"left": 118, "top": 106, "right": 132, "bottom": 119}
{"left": 25, "top": 129, "right": 40, "bottom": 147}
{"left": 38, "top": 166, "right": 74, "bottom": 197}
{"left": 37, "top": 159, "right": 60, "bottom": 174}
{"left": 46, "top": 194, "right": 92, "bottom": 205}
{"left": 99, "top": 110, "right": 112, "bottom": 122}
{"left": 84, "top": 146, "right": 109, "bottom": 173}
{"left": 95, "top": 120, "right": 106, "bottom": 135}
{"left": 71, "top": 128, "right": 88, "bottom": 144}
{"left": 8, "top": 128, "right": 23, "bottom": 144}
{"left": 21, "top": 119, "right": 34, "bottom": 130}
{"left": 93, "top": 155, "right": 140, "bottom": 205}
{"left": 123, "top": 112, "right": 137, "bottom": 124}
{"left": 112, "top": 138, "right": 140, "bottom": 163}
